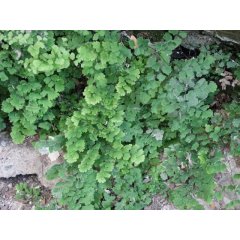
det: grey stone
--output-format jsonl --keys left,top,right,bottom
{"left": 180, "top": 31, "right": 240, "bottom": 51}
{"left": 10, "top": 201, "right": 23, "bottom": 210}
{"left": 48, "top": 151, "right": 60, "bottom": 162}
{"left": 0, "top": 140, "right": 7, "bottom": 147}
{"left": 0, "top": 132, "right": 63, "bottom": 188}
{"left": 38, "top": 147, "right": 50, "bottom": 155}
{"left": 182, "top": 31, "right": 218, "bottom": 50}
{"left": 211, "top": 31, "right": 240, "bottom": 45}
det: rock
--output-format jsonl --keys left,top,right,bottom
{"left": 0, "top": 132, "right": 43, "bottom": 178}
{"left": 145, "top": 195, "right": 176, "bottom": 210}
{"left": 191, "top": 195, "right": 212, "bottom": 210}
{"left": 0, "top": 140, "right": 7, "bottom": 147}
{"left": 222, "top": 196, "right": 232, "bottom": 205}
{"left": 10, "top": 201, "right": 23, "bottom": 210}
{"left": 48, "top": 151, "right": 60, "bottom": 162}
{"left": 0, "top": 132, "right": 63, "bottom": 188}
{"left": 182, "top": 31, "right": 218, "bottom": 50}
{"left": 211, "top": 31, "right": 240, "bottom": 45}
{"left": 180, "top": 31, "right": 240, "bottom": 51}
{"left": 38, "top": 147, "right": 50, "bottom": 155}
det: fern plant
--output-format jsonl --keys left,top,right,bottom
{"left": 1, "top": 30, "right": 240, "bottom": 209}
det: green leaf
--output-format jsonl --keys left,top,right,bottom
{"left": 0, "top": 72, "right": 8, "bottom": 81}
{"left": 186, "top": 91, "right": 199, "bottom": 107}
{"left": 147, "top": 56, "right": 159, "bottom": 71}
{"left": 233, "top": 119, "right": 240, "bottom": 127}
{"left": 36, "top": 135, "right": 65, "bottom": 152}
{"left": 208, "top": 81, "right": 217, "bottom": 92}
{"left": 205, "top": 124, "right": 213, "bottom": 133}
{"left": 160, "top": 51, "right": 170, "bottom": 64}
{"left": 55, "top": 81, "right": 65, "bottom": 92}
{"left": 82, "top": 205, "right": 95, "bottom": 210}
{"left": 78, "top": 145, "right": 100, "bottom": 172}
{"left": 131, "top": 146, "right": 145, "bottom": 166}
{"left": 66, "top": 151, "right": 79, "bottom": 164}
{"left": 39, "top": 122, "right": 51, "bottom": 130}
{"left": 161, "top": 65, "right": 172, "bottom": 75}
{"left": 139, "top": 92, "right": 151, "bottom": 104}
{"left": 157, "top": 73, "right": 166, "bottom": 82}
{"left": 163, "top": 32, "right": 172, "bottom": 41}
{"left": 179, "top": 31, "right": 188, "bottom": 38}
{"left": 11, "top": 129, "right": 25, "bottom": 144}
{"left": 201, "top": 109, "right": 213, "bottom": 119}
{"left": 233, "top": 174, "right": 240, "bottom": 180}
{"left": 95, "top": 73, "right": 107, "bottom": 87}
{"left": 10, "top": 95, "right": 25, "bottom": 110}
{"left": 96, "top": 171, "right": 111, "bottom": 183}
{"left": 45, "top": 164, "right": 62, "bottom": 180}
{"left": 2, "top": 100, "right": 14, "bottom": 113}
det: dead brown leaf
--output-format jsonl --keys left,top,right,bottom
{"left": 130, "top": 35, "right": 138, "bottom": 49}
{"left": 219, "top": 70, "right": 240, "bottom": 90}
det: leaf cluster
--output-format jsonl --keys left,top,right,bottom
{"left": 1, "top": 30, "right": 240, "bottom": 209}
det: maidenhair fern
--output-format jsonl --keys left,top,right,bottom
{"left": 1, "top": 30, "right": 240, "bottom": 209}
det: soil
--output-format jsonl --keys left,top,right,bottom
{"left": 0, "top": 174, "right": 52, "bottom": 210}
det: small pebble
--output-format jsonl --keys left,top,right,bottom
{"left": 0, "top": 141, "right": 7, "bottom": 147}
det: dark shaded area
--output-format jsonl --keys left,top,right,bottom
{"left": 171, "top": 45, "right": 200, "bottom": 60}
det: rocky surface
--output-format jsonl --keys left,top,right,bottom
{"left": 0, "top": 132, "right": 43, "bottom": 178}
{"left": 179, "top": 31, "right": 240, "bottom": 50}
{"left": 146, "top": 151, "right": 240, "bottom": 210}
{"left": 213, "top": 153, "right": 240, "bottom": 209}
{"left": 145, "top": 195, "right": 176, "bottom": 210}
{"left": 1, "top": 130, "right": 240, "bottom": 210}
{"left": 0, "top": 132, "right": 63, "bottom": 188}
{"left": 192, "top": 152, "right": 240, "bottom": 210}
{"left": 210, "top": 31, "right": 240, "bottom": 45}
{"left": 182, "top": 31, "right": 219, "bottom": 50}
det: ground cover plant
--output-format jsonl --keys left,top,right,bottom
{"left": 1, "top": 30, "right": 240, "bottom": 209}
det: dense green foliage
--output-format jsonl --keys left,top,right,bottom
{"left": 1, "top": 30, "right": 240, "bottom": 209}
{"left": 15, "top": 182, "right": 41, "bottom": 202}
